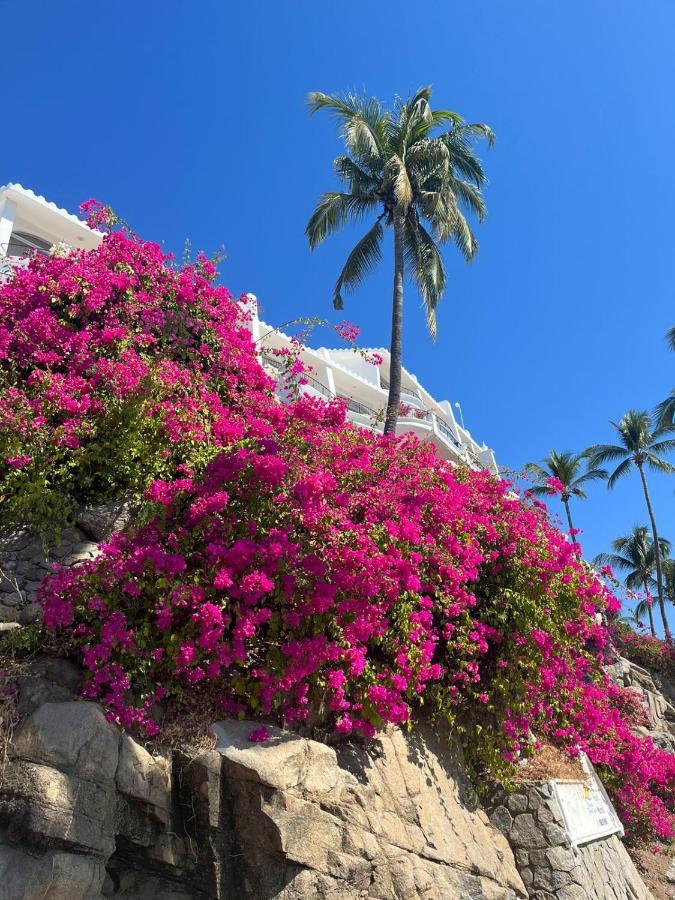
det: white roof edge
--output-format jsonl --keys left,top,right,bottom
{"left": 0, "top": 183, "right": 103, "bottom": 237}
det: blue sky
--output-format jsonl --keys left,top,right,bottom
{"left": 2, "top": 0, "right": 674, "bottom": 630}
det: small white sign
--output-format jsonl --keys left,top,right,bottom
{"left": 551, "top": 753, "right": 624, "bottom": 847}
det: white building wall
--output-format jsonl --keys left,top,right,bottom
{"left": 250, "top": 296, "right": 498, "bottom": 474}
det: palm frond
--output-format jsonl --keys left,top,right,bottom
{"left": 403, "top": 210, "right": 446, "bottom": 339}
{"left": 332, "top": 220, "right": 383, "bottom": 310}
{"left": 451, "top": 211, "right": 479, "bottom": 260}
{"left": 612, "top": 411, "right": 652, "bottom": 454}
{"left": 585, "top": 444, "right": 628, "bottom": 469}
{"left": 648, "top": 436, "right": 675, "bottom": 455}
{"left": 394, "top": 86, "right": 434, "bottom": 152}
{"left": 655, "top": 391, "right": 675, "bottom": 428}
{"left": 644, "top": 454, "right": 675, "bottom": 475}
{"left": 440, "top": 131, "right": 488, "bottom": 186}
{"left": 455, "top": 122, "right": 496, "bottom": 148}
{"left": 596, "top": 525, "right": 669, "bottom": 593}
{"left": 448, "top": 177, "right": 487, "bottom": 223}
{"left": 418, "top": 188, "right": 457, "bottom": 238}
{"left": 430, "top": 109, "right": 464, "bottom": 128}
{"left": 593, "top": 551, "right": 631, "bottom": 571}
{"left": 333, "top": 156, "right": 380, "bottom": 193}
{"left": 306, "top": 192, "right": 377, "bottom": 250}
{"left": 528, "top": 485, "right": 554, "bottom": 497}
{"left": 667, "top": 326, "right": 675, "bottom": 351}
{"left": 633, "top": 599, "right": 652, "bottom": 623}
{"left": 572, "top": 467, "right": 608, "bottom": 489}
{"left": 307, "top": 91, "right": 388, "bottom": 172}
{"left": 406, "top": 139, "right": 451, "bottom": 189}
{"left": 607, "top": 457, "right": 633, "bottom": 489}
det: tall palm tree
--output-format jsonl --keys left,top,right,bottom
{"left": 655, "top": 326, "right": 675, "bottom": 427}
{"left": 306, "top": 87, "right": 493, "bottom": 435}
{"left": 587, "top": 411, "right": 675, "bottom": 640}
{"left": 523, "top": 451, "right": 607, "bottom": 545}
{"left": 594, "top": 526, "right": 670, "bottom": 639}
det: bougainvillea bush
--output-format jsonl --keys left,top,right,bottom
{"left": 611, "top": 621, "right": 675, "bottom": 680}
{"left": 0, "top": 220, "right": 673, "bottom": 843}
{"left": 0, "top": 227, "right": 268, "bottom": 532}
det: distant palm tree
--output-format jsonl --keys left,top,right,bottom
{"left": 633, "top": 598, "right": 655, "bottom": 632}
{"left": 587, "top": 411, "right": 675, "bottom": 640}
{"left": 306, "top": 87, "right": 493, "bottom": 435}
{"left": 660, "top": 558, "right": 675, "bottom": 607}
{"left": 595, "top": 526, "right": 670, "bottom": 638}
{"left": 655, "top": 326, "right": 675, "bottom": 427}
{"left": 619, "top": 601, "right": 651, "bottom": 633}
{"left": 523, "top": 451, "right": 607, "bottom": 545}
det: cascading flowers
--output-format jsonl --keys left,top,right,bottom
{"left": 0, "top": 214, "right": 671, "bottom": 843}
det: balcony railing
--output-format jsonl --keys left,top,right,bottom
{"left": 262, "top": 356, "right": 334, "bottom": 400}
{"left": 261, "top": 353, "right": 284, "bottom": 372}
{"left": 434, "top": 416, "right": 464, "bottom": 451}
{"left": 399, "top": 406, "right": 431, "bottom": 422}
{"left": 301, "top": 372, "right": 333, "bottom": 399}
{"left": 337, "top": 395, "right": 381, "bottom": 419}
{"left": 380, "top": 379, "right": 421, "bottom": 403}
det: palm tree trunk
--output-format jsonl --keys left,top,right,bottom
{"left": 637, "top": 462, "right": 672, "bottom": 641}
{"left": 383, "top": 210, "right": 404, "bottom": 436}
{"left": 562, "top": 498, "right": 577, "bottom": 545}
{"left": 642, "top": 579, "right": 657, "bottom": 638}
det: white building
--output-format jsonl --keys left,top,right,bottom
{"left": 0, "top": 184, "right": 497, "bottom": 473}
{"left": 248, "top": 301, "right": 498, "bottom": 473}
{"left": 0, "top": 183, "right": 100, "bottom": 261}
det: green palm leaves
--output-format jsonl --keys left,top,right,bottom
{"left": 587, "top": 411, "right": 675, "bottom": 640}
{"left": 594, "top": 526, "right": 670, "bottom": 638}
{"left": 306, "top": 87, "right": 492, "bottom": 434}
{"left": 587, "top": 411, "right": 675, "bottom": 488}
{"left": 306, "top": 87, "right": 491, "bottom": 320}
{"left": 524, "top": 450, "right": 607, "bottom": 544}
{"left": 656, "top": 326, "right": 675, "bottom": 427}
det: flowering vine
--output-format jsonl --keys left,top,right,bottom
{"left": 0, "top": 216, "right": 672, "bottom": 843}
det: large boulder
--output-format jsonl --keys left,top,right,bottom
{"left": 212, "top": 718, "right": 526, "bottom": 899}
{"left": 0, "top": 695, "right": 527, "bottom": 899}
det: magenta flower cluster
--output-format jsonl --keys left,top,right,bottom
{"left": 0, "top": 220, "right": 671, "bottom": 843}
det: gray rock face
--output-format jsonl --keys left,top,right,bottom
{"left": 488, "top": 781, "right": 654, "bottom": 900}
{"left": 0, "top": 526, "right": 99, "bottom": 626}
{"left": 75, "top": 501, "right": 132, "bottom": 543}
{"left": 607, "top": 656, "right": 675, "bottom": 753}
{"left": 0, "top": 500, "right": 131, "bottom": 627}
{"left": 0, "top": 695, "right": 527, "bottom": 899}
{"left": 212, "top": 719, "right": 525, "bottom": 899}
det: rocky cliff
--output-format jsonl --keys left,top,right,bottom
{"left": 0, "top": 658, "right": 525, "bottom": 899}
{"left": 0, "top": 519, "right": 663, "bottom": 900}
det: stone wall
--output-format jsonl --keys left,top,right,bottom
{"left": 489, "top": 782, "right": 652, "bottom": 900}
{"left": 0, "top": 512, "right": 659, "bottom": 898}
{"left": 0, "top": 663, "right": 526, "bottom": 900}
{"left": 607, "top": 656, "right": 675, "bottom": 754}
{"left": 0, "top": 502, "right": 129, "bottom": 629}
{"left": 0, "top": 527, "right": 98, "bottom": 627}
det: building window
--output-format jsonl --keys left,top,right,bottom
{"left": 6, "top": 231, "right": 52, "bottom": 257}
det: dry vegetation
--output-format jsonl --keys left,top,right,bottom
{"left": 514, "top": 740, "right": 586, "bottom": 783}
